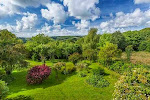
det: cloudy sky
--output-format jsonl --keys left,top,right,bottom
{"left": 0, "top": 0, "right": 150, "bottom": 37}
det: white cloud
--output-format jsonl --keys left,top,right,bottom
{"left": 99, "top": 8, "right": 150, "bottom": 33}
{"left": 16, "top": 12, "right": 38, "bottom": 31}
{"left": 0, "top": 0, "right": 50, "bottom": 18}
{"left": 0, "top": 24, "right": 15, "bottom": 32}
{"left": 62, "top": 0, "right": 100, "bottom": 21}
{"left": 11, "top": 0, "right": 50, "bottom": 8}
{"left": 134, "top": 0, "right": 150, "bottom": 4}
{"left": 72, "top": 20, "right": 90, "bottom": 30}
{"left": 0, "top": 12, "right": 38, "bottom": 33}
{"left": 41, "top": 3, "right": 67, "bottom": 24}
{"left": 36, "top": 23, "right": 88, "bottom": 36}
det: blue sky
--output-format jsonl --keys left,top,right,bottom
{"left": 0, "top": 0, "right": 150, "bottom": 37}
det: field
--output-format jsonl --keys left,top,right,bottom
{"left": 122, "top": 51, "right": 150, "bottom": 65}
{"left": 6, "top": 61, "right": 119, "bottom": 100}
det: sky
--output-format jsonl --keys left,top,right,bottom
{"left": 0, "top": 0, "right": 150, "bottom": 37}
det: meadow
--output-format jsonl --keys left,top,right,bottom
{"left": 6, "top": 61, "right": 119, "bottom": 100}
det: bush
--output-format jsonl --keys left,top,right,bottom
{"left": 68, "top": 53, "right": 81, "bottom": 64}
{"left": 26, "top": 64, "right": 51, "bottom": 84}
{"left": 78, "top": 71, "right": 87, "bottom": 77}
{"left": 98, "top": 42, "right": 122, "bottom": 66}
{"left": 6, "top": 95, "right": 33, "bottom": 100}
{"left": 92, "top": 67, "right": 105, "bottom": 76}
{"left": 61, "top": 63, "right": 75, "bottom": 74}
{"left": 86, "top": 75, "right": 109, "bottom": 88}
{"left": 0, "top": 80, "right": 9, "bottom": 99}
{"left": 113, "top": 68, "right": 150, "bottom": 100}
{"left": 76, "top": 62, "right": 89, "bottom": 72}
{"left": 109, "top": 61, "right": 125, "bottom": 73}
{"left": 125, "top": 45, "right": 133, "bottom": 61}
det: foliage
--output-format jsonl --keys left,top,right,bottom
{"left": 98, "top": 42, "right": 122, "bottom": 65}
{"left": 111, "top": 31, "right": 126, "bottom": 50}
{"left": 86, "top": 75, "right": 109, "bottom": 88}
{"left": 113, "top": 68, "right": 150, "bottom": 100}
{"left": 78, "top": 71, "right": 87, "bottom": 77}
{"left": 53, "top": 62, "right": 66, "bottom": 78}
{"left": 68, "top": 53, "right": 81, "bottom": 64}
{"left": 99, "top": 33, "right": 112, "bottom": 47}
{"left": 82, "top": 49, "right": 97, "bottom": 61}
{"left": 5, "top": 95, "right": 33, "bottom": 100}
{"left": 82, "top": 28, "right": 100, "bottom": 50}
{"left": 125, "top": 45, "right": 133, "bottom": 61}
{"left": 0, "top": 80, "right": 9, "bottom": 99}
{"left": 0, "top": 30, "right": 27, "bottom": 75}
{"left": 26, "top": 64, "right": 51, "bottom": 84}
{"left": 61, "top": 63, "right": 75, "bottom": 74}
{"left": 75, "top": 62, "right": 89, "bottom": 72}
{"left": 92, "top": 67, "right": 105, "bottom": 76}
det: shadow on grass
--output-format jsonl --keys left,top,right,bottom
{"left": 8, "top": 69, "right": 76, "bottom": 94}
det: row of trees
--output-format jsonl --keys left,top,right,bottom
{"left": 0, "top": 28, "right": 150, "bottom": 76}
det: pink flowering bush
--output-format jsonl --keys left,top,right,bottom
{"left": 27, "top": 64, "right": 51, "bottom": 84}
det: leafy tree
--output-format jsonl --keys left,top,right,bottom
{"left": 125, "top": 45, "right": 133, "bottom": 61}
{"left": 99, "top": 33, "right": 112, "bottom": 47}
{"left": 111, "top": 31, "right": 126, "bottom": 50}
{"left": 68, "top": 53, "right": 81, "bottom": 64}
{"left": 98, "top": 42, "right": 122, "bottom": 65}
{"left": 82, "top": 49, "right": 97, "bottom": 62}
{"left": 82, "top": 28, "right": 100, "bottom": 50}
{"left": 0, "top": 30, "right": 27, "bottom": 75}
{"left": 113, "top": 68, "right": 150, "bottom": 100}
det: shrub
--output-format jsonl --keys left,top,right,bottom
{"left": 61, "top": 63, "right": 75, "bottom": 74}
{"left": 78, "top": 71, "right": 87, "bottom": 77}
{"left": 76, "top": 62, "right": 89, "bottom": 72}
{"left": 92, "top": 67, "right": 105, "bottom": 76}
{"left": 5, "top": 95, "right": 33, "bottom": 100}
{"left": 109, "top": 61, "right": 126, "bottom": 73}
{"left": 26, "top": 64, "right": 51, "bottom": 84}
{"left": 86, "top": 75, "right": 109, "bottom": 88}
{"left": 113, "top": 68, "right": 150, "bottom": 100}
{"left": 98, "top": 42, "right": 122, "bottom": 66}
{"left": 53, "top": 62, "right": 66, "bottom": 78}
{"left": 125, "top": 45, "right": 133, "bottom": 61}
{"left": 68, "top": 53, "right": 81, "bottom": 64}
{"left": 0, "top": 80, "right": 9, "bottom": 99}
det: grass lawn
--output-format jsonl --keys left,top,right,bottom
{"left": 6, "top": 60, "right": 119, "bottom": 100}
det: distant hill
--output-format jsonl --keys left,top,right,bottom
{"left": 18, "top": 36, "right": 83, "bottom": 43}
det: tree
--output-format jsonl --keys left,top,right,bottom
{"left": 25, "top": 34, "right": 53, "bottom": 61}
{"left": 111, "top": 31, "right": 126, "bottom": 50}
{"left": 98, "top": 42, "right": 122, "bottom": 65}
{"left": 82, "top": 28, "right": 100, "bottom": 50}
{"left": 68, "top": 53, "right": 81, "bottom": 64}
{"left": 82, "top": 49, "right": 97, "bottom": 62}
{"left": 113, "top": 68, "right": 150, "bottom": 100}
{"left": 125, "top": 45, "right": 133, "bottom": 61}
{"left": 0, "top": 30, "right": 27, "bottom": 75}
{"left": 99, "top": 33, "right": 112, "bottom": 47}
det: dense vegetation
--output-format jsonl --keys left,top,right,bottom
{"left": 0, "top": 28, "right": 150, "bottom": 100}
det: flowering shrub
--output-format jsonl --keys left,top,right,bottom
{"left": 113, "top": 68, "right": 150, "bottom": 100}
{"left": 26, "top": 64, "right": 51, "bottom": 84}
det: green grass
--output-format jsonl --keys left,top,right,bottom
{"left": 6, "top": 60, "right": 119, "bottom": 100}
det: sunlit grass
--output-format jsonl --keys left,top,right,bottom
{"left": 7, "top": 61, "right": 119, "bottom": 100}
